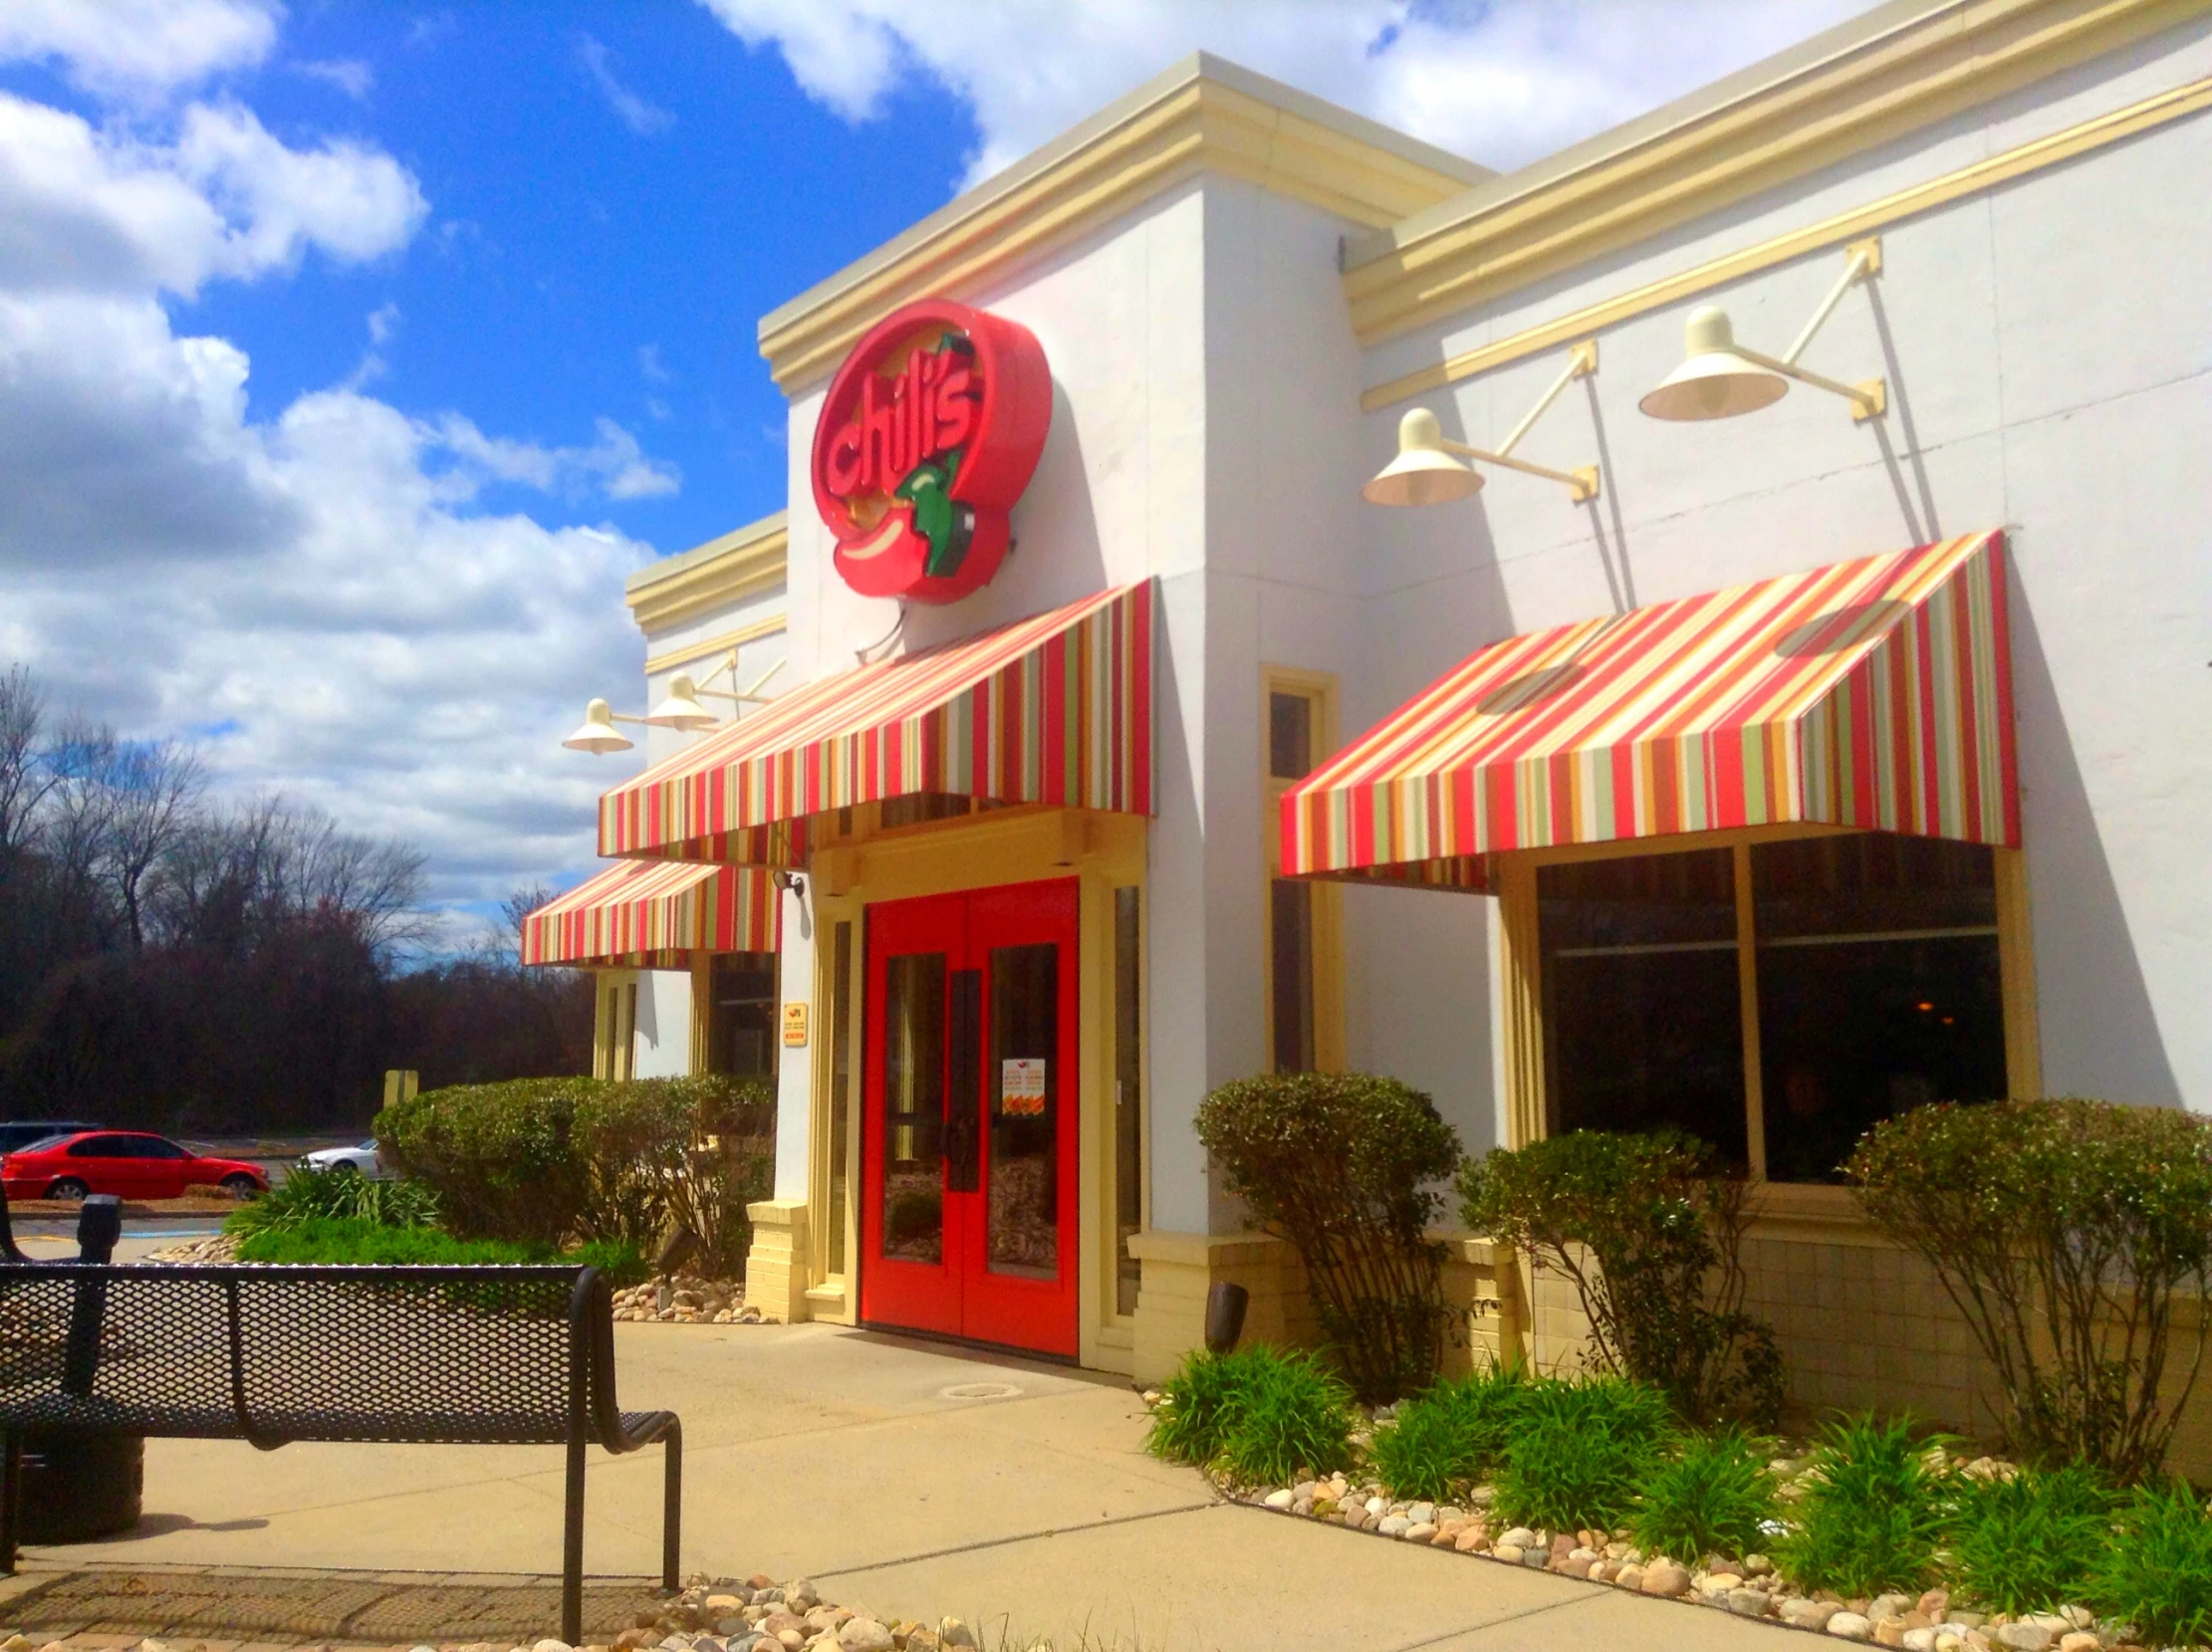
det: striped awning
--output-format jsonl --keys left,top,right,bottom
{"left": 520, "top": 858, "right": 780, "bottom": 968}
{"left": 1284, "top": 530, "right": 2016, "bottom": 892}
{"left": 599, "top": 581, "right": 1153, "bottom": 863}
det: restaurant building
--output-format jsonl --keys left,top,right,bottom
{"left": 534, "top": 0, "right": 2211, "bottom": 1447}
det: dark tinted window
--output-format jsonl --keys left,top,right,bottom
{"left": 1269, "top": 692, "right": 1314, "bottom": 781}
{"left": 1539, "top": 848, "right": 1748, "bottom": 1166}
{"left": 1754, "top": 835, "right": 2005, "bottom": 1182}
{"left": 125, "top": 1135, "right": 189, "bottom": 1159}
{"left": 69, "top": 1134, "right": 126, "bottom": 1158}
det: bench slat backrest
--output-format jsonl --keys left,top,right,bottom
{"left": 0, "top": 1263, "right": 602, "bottom": 1446}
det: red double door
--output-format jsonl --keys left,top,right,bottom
{"left": 860, "top": 879, "right": 1080, "bottom": 1358}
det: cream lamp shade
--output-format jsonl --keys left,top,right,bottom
{"left": 1362, "top": 407, "right": 1483, "bottom": 507}
{"left": 1638, "top": 305, "right": 1791, "bottom": 421}
{"left": 562, "top": 698, "right": 633, "bottom": 754}
{"left": 644, "top": 672, "right": 718, "bottom": 730}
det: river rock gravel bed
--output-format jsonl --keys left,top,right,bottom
{"left": 1142, "top": 1391, "right": 2168, "bottom": 1652}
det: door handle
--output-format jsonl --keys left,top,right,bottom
{"left": 945, "top": 967, "right": 981, "bottom": 1193}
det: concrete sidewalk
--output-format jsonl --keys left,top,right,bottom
{"left": 17, "top": 1301, "right": 1780, "bottom": 1652}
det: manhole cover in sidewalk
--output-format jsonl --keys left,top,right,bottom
{"left": 939, "top": 1381, "right": 1022, "bottom": 1399}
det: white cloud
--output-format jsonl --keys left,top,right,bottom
{"left": 0, "top": 0, "right": 281, "bottom": 99}
{"left": 0, "top": 92, "right": 425, "bottom": 298}
{"left": 577, "top": 34, "right": 675, "bottom": 135}
{"left": 699, "top": 0, "right": 1881, "bottom": 184}
{"left": 295, "top": 58, "right": 374, "bottom": 101}
{"left": 0, "top": 19, "right": 684, "bottom": 909}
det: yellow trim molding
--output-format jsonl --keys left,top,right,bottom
{"left": 1347, "top": 0, "right": 2211, "bottom": 355}
{"left": 756, "top": 56, "right": 1486, "bottom": 392}
{"left": 645, "top": 613, "right": 789, "bottom": 676}
{"left": 626, "top": 513, "right": 789, "bottom": 635}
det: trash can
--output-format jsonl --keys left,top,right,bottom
{"left": 19, "top": 1430, "right": 144, "bottom": 1542}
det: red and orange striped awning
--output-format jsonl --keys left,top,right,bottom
{"left": 599, "top": 581, "right": 1153, "bottom": 863}
{"left": 1284, "top": 531, "right": 2017, "bottom": 892}
{"left": 520, "top": 858, "right": 780, "bottom": 968}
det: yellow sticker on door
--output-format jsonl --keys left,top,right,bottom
{"left": 1001, "top": 1059, "right": 1047, "bottom": 1115}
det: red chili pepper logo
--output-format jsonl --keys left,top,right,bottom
{"left": 811, "top": 299, "right": 1052, "bottom": 604}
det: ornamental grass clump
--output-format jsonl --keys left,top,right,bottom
{"left": 1371, "top": 1365, "right": 1528, "bottom": 1503}
{"left": 1145, "top": 1345, "right": 1354, "bottom": 1487}
{"left": 2089, "top": 1478, "right": 2212, "bottom": 1648}
{"left": 224, "top": 1162, "right": 439, "bottom": 1239}
{"left": 1946, "top": 1462, "right": 2114, "bottom": 1617}
{"left": 1628, "top": 1426, "right": 1779, "bottom": 1564}
{"left": 1775, "top": 1414, "right": 1954, "bottom": 1598}
{"left": 1493, "top": 1375, "right": 1673, "bottom": 1534}
{"left": 1848, "top": 1097, "right": 2212, "bottom": 1482}
{"left": 1458, "top": 1128, "right": 1782, "bottom": 1427}
{"left": 1195, "top": 1072, "right": 1462, "bottom": 1403}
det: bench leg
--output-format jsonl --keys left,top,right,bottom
{"left": 562, "top": 1432, "right": 586, "bottom": 1647}
{"left": 660, "top": 1421, "right": 682, "bottom": 1592}
{"left": 1, "top": 1430, "right": 19, "bottom": 1575}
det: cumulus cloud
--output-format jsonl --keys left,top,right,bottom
{"left": 0, "top": 14, "right": 682, "bottom": 912}
{"left": 0, "top": 93, "right": 425, "bottom": 298}
{"left": 294, "top": 58, "right": 375, "bottom": 101}
{"left": 699, "top": 0, "right": 1881, "bottom": 184}
{"left": 0, "top": 0, "right": 281, "bottom": 99}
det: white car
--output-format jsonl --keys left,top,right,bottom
{"left": 299, "top": 1139, "right": 390, "bottom": 1179}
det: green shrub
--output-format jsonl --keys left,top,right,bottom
{"left": 1947, "top": 1463, "right": 2114, "bottom": 1616}
{"left": 1371, "top": 1365, "right": 1528, "bottom": 1503}
{"left": 2089, "top": 1478, "right": 2212, "bottom": 1647}
{"left": 1459, "top": 1129, "right": 1781, "bottom": 1427}
{"left": 377, "top": 1073, "right": 774, "bottom": 1268}
{"left": 1849, "top": 1098, "right": 2212, "bottom": 1481}
{"left": 233, "top": 1214, "right": 645, "bottom": 1283}
{"left": 1494, "top": 1376, "right": 1673, "bottom": 1534}
{"left": 377, "top": 1076, "right": 593, "bottom": 1245}
{"left": 1147, "top": 1347, "right": 1264, "bottom": 1468}
{"left": 1146, "top": 1345, "right": 1355, "bottom": 1487}
{"left": 224, "top": 1164, "right": 439, "bottom": 1240}
{"left": 1216, "top": 1348, "right": 1356, "bottom": 1488}
{"left": 1776, "top": 1415, "right": 1953, "bottom": 1597}
{"left": 1629, "top": 1427, "right": 1779, "bottom": 1562}
{"left": 1195, "top": 1072, "right": 1462, "bottom": 1404}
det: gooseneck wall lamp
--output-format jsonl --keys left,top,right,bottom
{"left": 1640, "top": 238, "right": 1887, "bottom": 423}
{"left": 1364, "top": 340, "right": 1601, "bottom": 507}
{"left": 562, "top": 653, "right": 787, "bottom": 754}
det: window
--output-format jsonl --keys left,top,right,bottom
{"left": 826, "top": 919, "right": 854, "bottom": 1277}
{"left": 1539, "top": 849, "right": 1748, "bottom": 1166}
{"left": 1521, "top": 833, "right": 2012, "bottom": 1183}
{"left": 1264, "top": 677, "right": 1337, "bottom": 1072}
{"left": 1112, "top": 884, "right": 1143, "bottom": 1317}
{"left": 1753, "top": 835, "right": 2005, "bottom": 1183}
{"left": 707, "top": 952, "right": 780, "bottom": 1077}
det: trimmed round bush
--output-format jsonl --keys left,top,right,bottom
{"left": 1196, "top": 1071, "right": 1461, "bottom": 1403}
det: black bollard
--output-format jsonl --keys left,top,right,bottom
{"left": 77, "top": 1194, "right": 123, "bottom": 1263}
{"left": 1204, "top": 1281, "right": 1249, "bottom": 1356}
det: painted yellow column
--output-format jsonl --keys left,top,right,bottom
{"left": 743, "top": 1199, "right": 812, "bottom": 1322}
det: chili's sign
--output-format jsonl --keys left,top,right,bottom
{"left": 810, "top": 299, "right": 1051, "bottom": 604}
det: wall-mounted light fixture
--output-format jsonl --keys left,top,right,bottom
{"left": 561, "top": 654, "right": 787, "bottom": 754}
{"left": 1640, "top": 238, "right": 1886, "bottom": 423}
{"left": 1364, "top": 341, "right": 1600, "bottom": 507}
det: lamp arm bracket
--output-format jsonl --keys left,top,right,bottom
{"left": 1735, "top": 344, "right": 1886, "bottom": 421}
{"left": 1437, "top": 439, "right": 1601, "bottom": 503}
{"left": 1782, "top": 236, "right": 1880, "bottom": 366}
{"left": 1495, "top": 338, "right": 1598, "bottom": 458}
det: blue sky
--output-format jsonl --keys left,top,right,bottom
{"left": 0, "top": 0, "right": 1870, "bottom": 945}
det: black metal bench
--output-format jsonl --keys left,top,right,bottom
{"left": 0, "top": 1219, "right": 679, "bottom": 1644}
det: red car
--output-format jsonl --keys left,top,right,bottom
{"left": 0, "top": 1130, "right": 268, "bottom": 1202}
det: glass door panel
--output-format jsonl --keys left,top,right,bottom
{"left": 880, "top": 951, "right": 947, "bottom": 1264}
{"left": 987, "top": 942, "right": 1059, "bottom": 1281}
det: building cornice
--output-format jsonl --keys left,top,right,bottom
{"left": 756, "top": 54, "right": 1488, "bottom": 394}
{"left": 625, "top": 512, "right": 789, "bottom": 636}
{"left": 1340, "top": 0, "right": 2209, "bottom": 347}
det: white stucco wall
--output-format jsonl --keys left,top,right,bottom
{"left": 1348, "top": 22, "right": 2212, "bottom": 1110}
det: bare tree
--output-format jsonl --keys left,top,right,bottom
{"left": 104, "top": 739, "right": 206, "bottom": 949}
{"left": 0, "top": 665, "right": 53, "bottom": 858}
{"left": 499, "top": 882, "right": 559, "bottom": 965}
